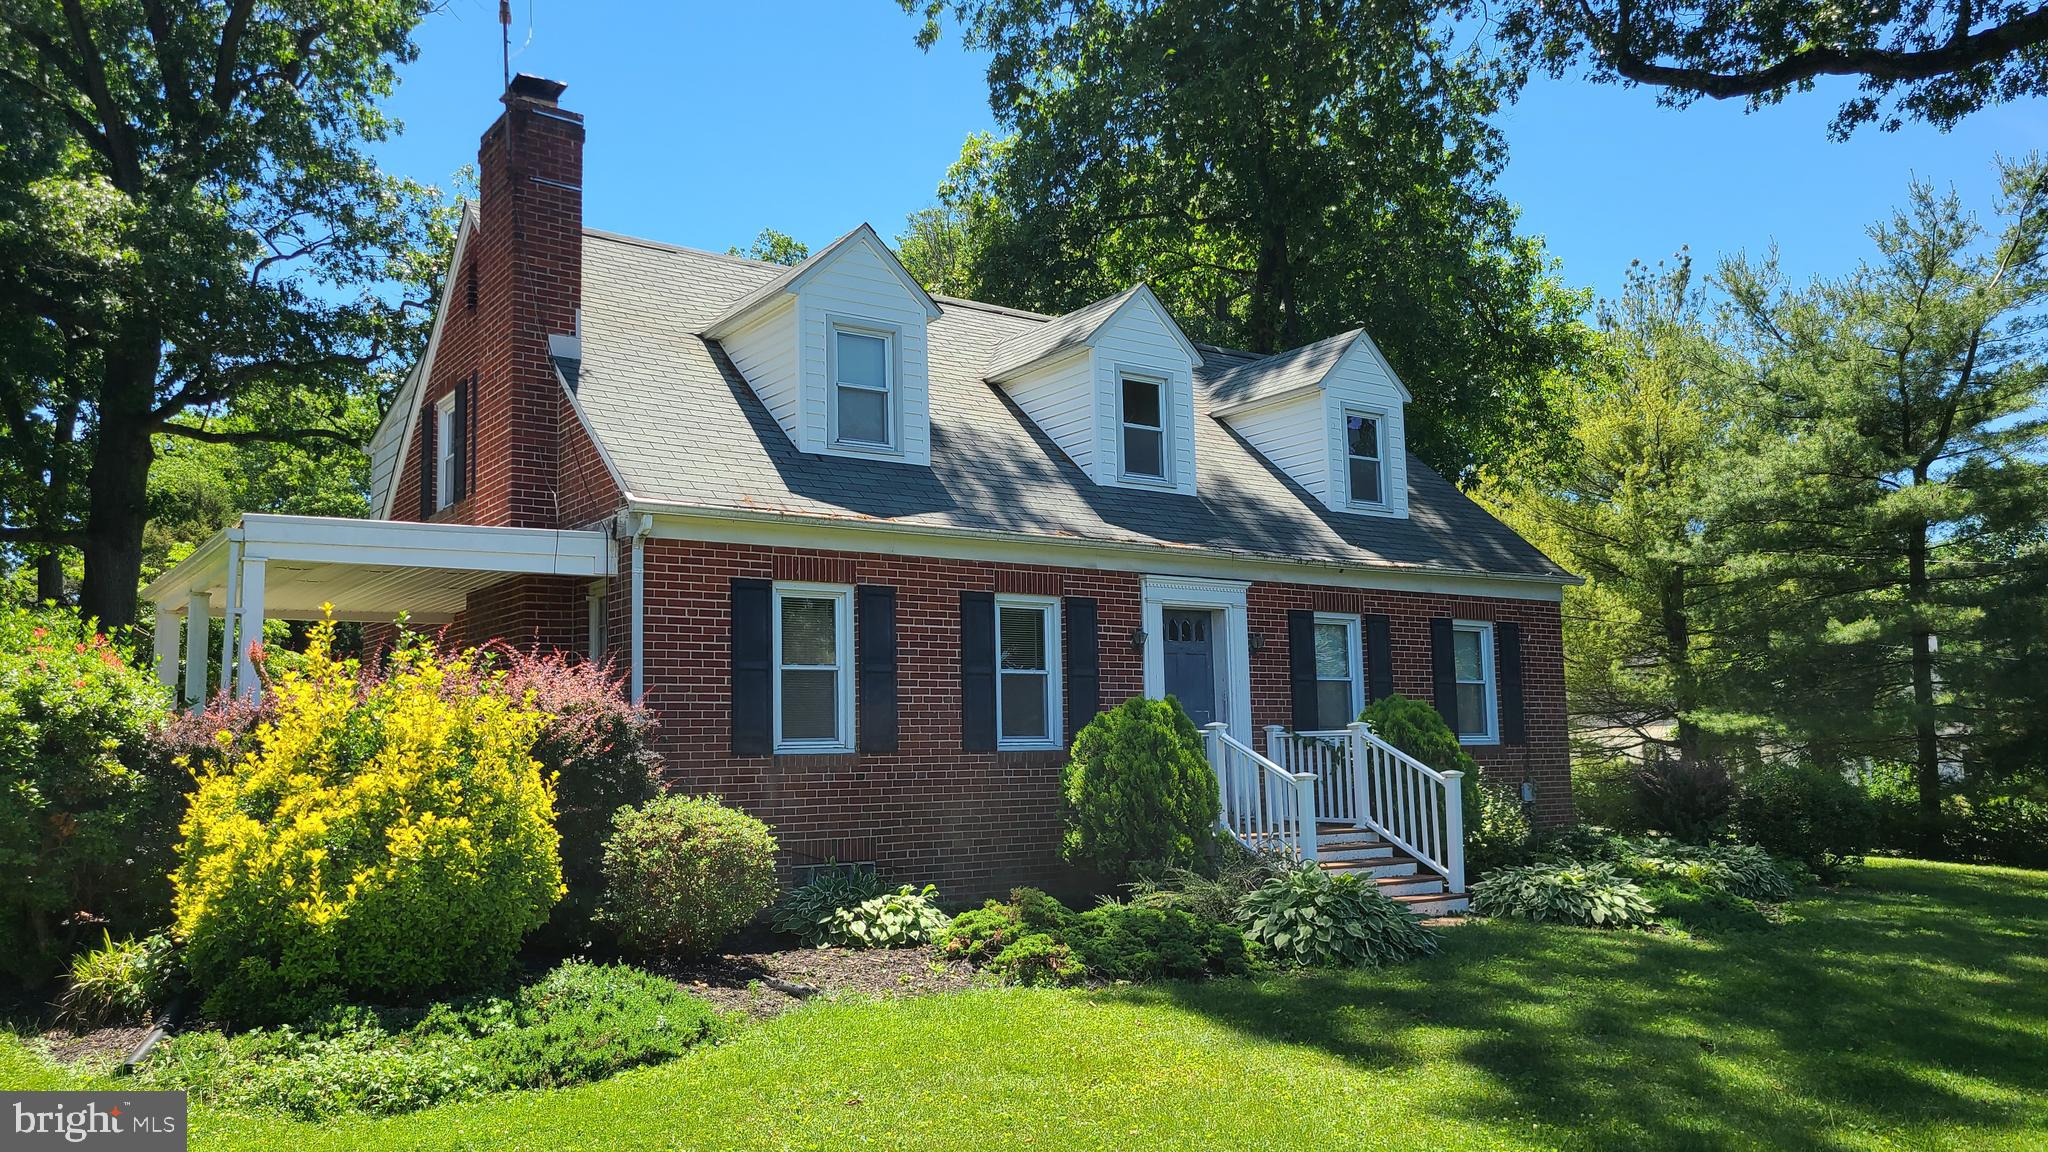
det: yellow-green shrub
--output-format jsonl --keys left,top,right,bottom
{"left": 173, "top": 619, "right": 564, "bottom": 1022}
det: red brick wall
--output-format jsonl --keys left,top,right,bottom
{"left": 623, "top": 538, "right": 1569, "bottom": 900}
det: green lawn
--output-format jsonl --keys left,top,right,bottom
{"left": 7, "top": 857, "right": 2045, "bottom": 1151}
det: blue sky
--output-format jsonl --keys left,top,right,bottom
{"left": 375, "top": 0, "right": 2047, "bottom": 307}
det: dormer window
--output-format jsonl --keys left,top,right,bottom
{"left": 1120, "top": 372, "right": 1168, "bottom": 482}
{"left": 831, "top": 323, "right": 894, "bottom": 450}
{"left": 1345, "top": 409, "right": 1384, "bottom": 507}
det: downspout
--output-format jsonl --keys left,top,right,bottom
{"left": 628, "top": 513, "right": 650, "bottom": 703}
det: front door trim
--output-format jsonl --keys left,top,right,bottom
{"left": 1141, "top": 575, "right": 1252, "bottom": 744}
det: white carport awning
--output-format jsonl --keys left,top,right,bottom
{"left": 144, "top": 513, "right": 617, "bottom": 702}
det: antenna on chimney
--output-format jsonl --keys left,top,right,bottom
{"left": 500, "top": 0, "right": 512, "bottom": 89}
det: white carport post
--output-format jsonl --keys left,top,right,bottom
{"left": 151, "top": 603, "right": 180, "bottom": 691}
{"left": 218, "top": 536, "right": 242, "bottom": 699}
{"left": 183, "top": 592, "right": 210, "bottom": 707}
{"left": 235, "top": 554, "right": 266, "bottom": 701}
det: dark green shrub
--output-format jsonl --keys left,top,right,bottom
{"left": 1063, "top": 903, "right": 1254, "bottom": 981}
{"left": 498, "top": 649, "right": 663, "bottom": 946}
{"left": 601, "top": 794, "right": 778, "bottom": 957}
{"left": 1941, "top": 793, "right": 2048, "bottom": 870}
{"left": 1631, "top": 755, "right": 1736, "bottom": 842}
{"left": 0, "top": 608, "right": 178, "bottom": 985}
{"left": 1733, "top": 759, "right": 1875, "bottom": 877}
{"left": 940, "top": 901, "right": 1026, "bottom": 966}
{"left": 1361, "top": 695, "right": 1520, "bottom": 871}
{"left": 1360, "top": 694, "right": 1477, "bottom": 778}
{"left": 988, "top": 932, "right": 1085, "bottom": 986}
{"left": 1532, "top": 824, "right": 1631, "bottom": 864}
{"left": 461, "top": 961, "right": 726, "bottom": 1089}
{"left": 1468, "top": 862, "right": 1655, "bottom": 927}
{"left": 818, "top": 885, "right": 949, "bottom": 948}
{"left": 771, "top": 866, "right": 885, "bottom": 945}
{"left": 1009, "top": 886, "right": 1073, "bottom": 932}
{"left": 1237, "top": 865, "right": 1439, "bottom": 967}
{"left": 1060, "top": 697, "right": 1220, "bottom": 879}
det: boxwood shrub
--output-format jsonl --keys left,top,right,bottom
{"left": 601, "top": 794, "right": 777, "bottom": 957}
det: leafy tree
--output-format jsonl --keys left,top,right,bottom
{"left": 896, "top": 132, "right": 1008, "bottom": 298}
{"left": 902, "top": 0, "right": 1589, "bottom": 478}
{"left": 728, "top": 228, "right": 809, "bottom": 266}
{"left": 0, "top": 0, "right": 454, "bottom": 628}
{"left": 1478, "top": 253, "right": 1746, "bottom": 763}
{"left": 1711, "top": 159, "right": 2048, "bottom": 841}
{"left": 1476, "top": 0, "right": 2048, "bottom": 137}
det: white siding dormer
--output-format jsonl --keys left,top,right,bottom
{"left": 1211, "top": 329, "right": 1411, "bottom": 519}
{"left": 705, "top": 224, "right": 941, "bottom": 465}
{"left": 989, "top": 284, "right": 1202, "bottom": 494}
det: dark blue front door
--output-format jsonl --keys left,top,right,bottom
{"left": 1163, "top": 610, "right": 1216, "bottom": 726}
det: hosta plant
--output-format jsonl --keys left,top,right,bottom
{"left": 771, "top": 867, "right": 886, "bottom": 945}
{"left": 1236, "top": 865, "right": 1437, "bottom": 967}
{"left": 1624, "top": 841, "right": 1794, "bottom": 902}
{"left": 1469, "top": 862, "right": 1656, "bottom": 927}
{"left": 821, "top": 885, "right": 950, "bottom": 948}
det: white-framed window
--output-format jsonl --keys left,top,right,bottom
{"left": 1344, "top": 408, "right": 1384, "bottom": 507}
{"left": 1312, "top": 612, "right": 1362, "bottom": 731}
{"left": 830, "top": 323, "right": 894, "bottom": 450}
{"left": 1119, "top": 372, "right": 1168, "bottom": 481}
{"left": 995, "top": 595, "right": 1062, "bottom": 750}
{"left": 773, "top": 583, "right": 855, "bottom": 753}
{"left": 434, "top": 393, "right": 457, "bottom": 511}
{"left": 1452, "top": 620, "right": 1497, "bottom": 744}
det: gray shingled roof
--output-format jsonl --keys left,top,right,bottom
{"left": 1204, "top": 328, "right": 1363, "bottom": 409}
{"left": 573, "top": 230, "right": 1569, "bottom": 583}
{"left": 984, "top": 284, "right": 1142, "bottom": 380}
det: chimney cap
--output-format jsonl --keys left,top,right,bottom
{"left": 505, "top": 74, "right": 568, "bottom": 105}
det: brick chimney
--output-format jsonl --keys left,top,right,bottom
{"left": 472, "top": 73, "right": 583, "bottom": 528}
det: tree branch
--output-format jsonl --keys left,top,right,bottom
{"left": 159, "top": 422, "right": 360, "bottom": 448}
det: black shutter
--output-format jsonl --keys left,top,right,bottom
{"left": 450, "top": 378, "right": 469, "bottom": 505}
{"left": 857, "top": 585, "right": 899, "bottom": 753}
{"left": 1499, "top": 621, "right": 1526, "bottom": 745}
{"left": 960, "top": 591, "right": 996, "bottom": 751}
{"left": 730, "top": 579, "right": 773, "bottom": 755}
{"left": 417, "top": 407, "right": 436, "bottom": 519}
{"left": 1064, "top": 597, "right": 1100, "bottom": 735}
{"left": 1365, "top": 613, "right": 1394, "bottom": 703}
{"left": 1430, "top": 617, "right": 1459, "bottom": 728}
{"left": 1287, "top": 609, "right": 1318, "bottom": 732}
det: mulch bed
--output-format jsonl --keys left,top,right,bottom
{"left": 38, "top": 1024, "right": 154, "bottom": 1067}
{"left": 653, "top": 945, "right": 981, "bottom": 1019}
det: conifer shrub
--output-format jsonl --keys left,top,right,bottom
{"left": 1060, "top": 697, "right": 1220, "bottom": 879}
{"left": 172, "top": 620, "right": 564, "bottom": 1022}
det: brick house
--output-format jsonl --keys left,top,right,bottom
{"left": 145, "top": 77, "right": 1575, "bottom": 910}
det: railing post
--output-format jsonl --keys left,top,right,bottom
{"left": 1294, "top": 772, "right": 1319, "bottom": 863}
{"left": 1264, "top": 724, "right": 1289, "bottom": 769}
{"left": 1203, "top": 722, "right": 1229, "bottom": 832}
{"left": 1346, "top": 721, "right": 1371, "bottom": 830}
{"left": 1442, "top": 769, "right": 1466, "bottom": 893}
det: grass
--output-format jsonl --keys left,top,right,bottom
{"left": 6, "top": 857, "right": 2045, "bottom": 1150}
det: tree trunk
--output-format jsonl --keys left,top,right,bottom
{"left": 34, "top": 553, "right": 65, "bottom": 604}
{"left": 75, "top": 321, "right": 161, "bottom": 631}
{"left": 1660, "top": 564, "right": 1703, "bottom": 764}
{"left": 1906, "top": 518, "right": 1942, "bottom": 853}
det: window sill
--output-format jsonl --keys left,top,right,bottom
{"left": 773, "top": 743, "right": 856, "bottom": 756}
{"left": 997, "top": 740, "right": 1062, "bottom": 753}
{"left": 1457, "top": 734, "right": 1500, "bottom": 747}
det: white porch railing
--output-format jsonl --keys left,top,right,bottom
{"left": 1205, "top": 723, "right": 1318, "bottom": 863}
{"left": 1267, "top": 722, "right": 1465, "bottom": 892}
